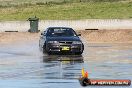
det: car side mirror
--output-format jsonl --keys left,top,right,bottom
{"left": 77, "top": 34, "right": 81, "bottom": 36}
{"left": 41, "top": 31, "right": 46, "bottom": 36}
{"left": 41, "top": 33, "right": 43, "bottom": 35}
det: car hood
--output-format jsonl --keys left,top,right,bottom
{"left": 47, "top": 36, "right": 81, "bottom": 41}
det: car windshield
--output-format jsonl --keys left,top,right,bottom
{"left": 47, "top": 28, "right": 77, "bottom": 37}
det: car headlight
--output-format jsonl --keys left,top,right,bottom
{"left": 48, "top": 41, "right": 59, "bottom": 43}
{"left": 72, "top": 41, "right": 82, "bottom": 44}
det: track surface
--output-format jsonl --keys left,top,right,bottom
{"left": 0, "top": 41, "right": 132, "bottom": 88}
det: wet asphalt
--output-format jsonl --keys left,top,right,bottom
{"left": 0, "top": 41, "right": 132, "bottom": 88}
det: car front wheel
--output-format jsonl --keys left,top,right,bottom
{"left": 43, "top": 44, "right": 47, "bottom": 54}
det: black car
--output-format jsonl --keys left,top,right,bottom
{"left": 39, "top": 27, "right": 84, "bottom": 55}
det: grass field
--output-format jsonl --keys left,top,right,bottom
{"left": 0, "top": 0, "right": 132, "bottom": 21}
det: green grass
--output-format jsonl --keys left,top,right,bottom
{"left": 0, "top": 0, "right": 132, "bottom": 21}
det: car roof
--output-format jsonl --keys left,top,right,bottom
{"left": 47, "top": 27, "right": 72, "bottom": 29}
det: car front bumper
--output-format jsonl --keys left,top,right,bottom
{"left": 46, "top": 43, "right": 84, "bottom": 53}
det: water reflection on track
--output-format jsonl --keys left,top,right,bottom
{"left": 41, "top": 55, "right": 84, "bottom": 79}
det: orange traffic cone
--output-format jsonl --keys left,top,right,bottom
{"left": 81, "top": 68, "right": 88, "bottom": 78}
